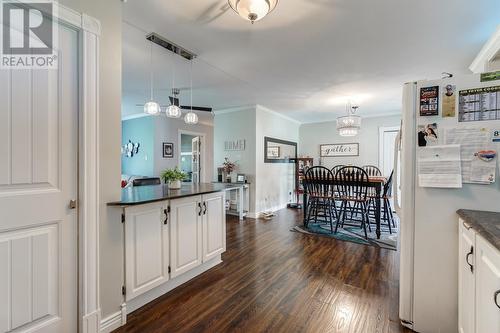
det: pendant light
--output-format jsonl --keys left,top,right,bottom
{"left": 184, "top": 60, "right": 198, "bottom": 125}
{"left": 165, "top": 56, "right": 182, "bottom": 118}
{"left": 228, "top": 0, "right": 279, "bottom": 24}
{"left": 144, "top": 40, "right": 160, "bottom": 115}
{"left": 337, "top": 102, "right": 361, "bottom": 137}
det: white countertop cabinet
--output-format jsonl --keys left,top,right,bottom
{"left": 458, "top": 219, "right": 500, "bottom": 333}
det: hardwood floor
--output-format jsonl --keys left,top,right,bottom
{"left": 113, "top": 208, "right": 412, "bottom": 333}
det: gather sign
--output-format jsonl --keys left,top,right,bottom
{"left": 320, "top": 143, "right": 359, "bottom": 157}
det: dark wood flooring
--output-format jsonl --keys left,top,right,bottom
{"left": 113, "top": 208, "right": 412, "bottom": 333}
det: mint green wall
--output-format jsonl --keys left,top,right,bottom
{"left": 122, "top": 117, "right": 154, "bottom": 176}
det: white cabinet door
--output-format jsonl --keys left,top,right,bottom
{"left": 458, "top": 220, "right": 476, "bottom": 333}
{"left": 124, "top": 202, "right": 169, "bottom": 301}
{"left": 475, "top": 235, "right": 500, "bottom": 333}
{"left": 170, "top": 196, "right": 202, "bottom": 278}
{"left": 202, "top": 192, "right": 226, "bottom": 262}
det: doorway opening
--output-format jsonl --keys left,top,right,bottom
{"left": 179, "top": 131, "right": 205, "bottom": 183}
{"left": 379, "top": 126, "right": 401, "bottom": 207}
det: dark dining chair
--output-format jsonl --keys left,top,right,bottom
{"left": 335, "top": 166, "right": 371, "bottom": 239}
{"left": 362, "top": 165, "right": 382, "bottom": 177}
{"left": 367, "top": 170, "right": 395, "bottom": 233}
{"left": 331, "top": 165, "right": 345, "bottom": 175}
{"left": 132, "top": 177, "right": 161, "bottom": 187}
{"left": 304, "top": 166, "right": 336, "bottom": 232}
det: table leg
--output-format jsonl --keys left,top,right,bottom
{"left": 375, "top": 184, "right": 381, "bottom": 239}
{"left": 239, "top": 187, "right": 244, "bottom": 221}
{"left": 303, "top": 191, "right": 308, "bottom": 226}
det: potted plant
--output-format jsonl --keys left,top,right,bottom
{"left": 160, "top": 167, "right": 187, "bottom": 189}
{"left": 222, "top": 157, "right": 237, "bottom": 183}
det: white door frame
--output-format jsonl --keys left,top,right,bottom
{"left": 378, "top": 126, "right": 400, "bottom": 171}
{"left": 178, "top": 129, "right": 206, "bottom": 183}
{"left": 49, "top": 4, "right": 101, "bottom": 333}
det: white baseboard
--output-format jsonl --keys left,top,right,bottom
{"left": 82, "top": 309, "right": 101, "bottom": 333}
{"left": 100, "top": 303, "right": 126, "bottom": 333}
{"left": 126, "top": 256, "right": 223, "bottom": 314}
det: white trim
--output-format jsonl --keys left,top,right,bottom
{"left": 256, "top": 105, "right": 302, "bottom": 125}
{"left": 213, "top": 105, "right": 256, "bottom": 115}
{"left": 300, "top": 111, "right": 401, "bottom": 125}
{"left": 378, "top": 126, "right": 400, "bottom": 170}
{"left": 126, "top": 256, "right": 222, "bottom": 314}
{"left": 469, "top": 25, "right": 500, "bottom": 73}
{"left": 178, "top": 129, "right": 206, "bottom": 183}
{"left": 99, "top": 304, "right": 127, "bottom": 333}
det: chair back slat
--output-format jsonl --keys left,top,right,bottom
{"left": 384, "top": 170, "right": 394, "bottom": 197}
{"left": 362, "top": 165, "right": 382, "bottom": 177}
{"left": 335, "top": 166, "right": 369, "bottom": 200}
{"left": 304, "top": 166, "right": 334, "bottom": 198}
{"left": 331, "top": 165, "right": 345, "bottom": 176}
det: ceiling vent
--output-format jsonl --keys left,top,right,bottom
{"left": 146, "top": 33, "right": 197, "bottom": 61}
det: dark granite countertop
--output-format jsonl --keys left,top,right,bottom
{"left": 108, "top": 183, "right": 243, "bottom": 206}
{"left": 457, "top": 209, "right": 500, "bottom": 251}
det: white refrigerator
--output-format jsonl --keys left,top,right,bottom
{"left": 395, "top": 73, "right": 500, "bottom": 332}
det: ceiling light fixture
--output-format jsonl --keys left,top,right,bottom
{"left": 166, "top": 56, "right": 182, "bottom": 118}
{"left": 337, "top": 102, "right": 361, "bottom": 137}
{"left": 228, "top": 0, "right": 279, "bottom": 24}
{"left": 144, "top": 40, "right": 160, "bottom": 115}
{"left": 184, "top": 60, "right": 198, "bottom": 125}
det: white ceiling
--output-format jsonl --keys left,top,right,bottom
{"left": 122, "top": 0, "right": 500, "bottom": 123}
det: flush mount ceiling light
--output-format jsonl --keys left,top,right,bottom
{"left": 337, "top": 103, "right": 361, "bottom": 137}
{"left": 184, "top": 60, "right": 199, "bottom": 125}
{"left": 144, "top": 40, "right": 160, "bottom": 115}
{"left": 228, "top": 0, "right": 279, "bottom": 23}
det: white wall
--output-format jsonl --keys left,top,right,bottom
{"left": 214, "top": 107, "right": 257, "bottom": 212}
{"left": 59, "top": 0, "right": 122, "bottom": 320}
{"left": 153, "top": 116, "right": 214, "bottom": 182}
{"left": 299, "top": 114, "right": 401, "bottom": 169}
{"left": 255, "top": 106, "right": 300, "bottom": 214}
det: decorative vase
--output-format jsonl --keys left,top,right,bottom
{"left": 168, "top": 180, "right": 182, "bottom": 189}
{"left": 226, "top": 174, "right": 232, "bottom": 183}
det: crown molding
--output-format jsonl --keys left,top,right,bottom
{"left": 255, "top": 105, "right": 302, "bottom": 125}
{"left": 470, "top": 25, "right": 500, "bottom": 73}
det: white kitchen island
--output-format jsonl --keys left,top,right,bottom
{"left": 108, "top": 183, "right": 229, "bottom": 322}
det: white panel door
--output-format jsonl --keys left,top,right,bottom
{"left": 202, "top": 192, "right": 226, "bottom": 262}
{"left": 0, "top": 25, "right": 78, "bottom": 333}
{"left": 124, "top": 202, "right": 169, "bottom": 301}
{"left": 475, "top": 235, "right": 500, "bottom": 333}
{"left": 170, "top": 196, "right": 202, "bottom": 278}
{"left": 380, "top": 128, "right": 399, "bottom": 177}
{"left": 458, "top": 221, "right": 475, "bottom": 333}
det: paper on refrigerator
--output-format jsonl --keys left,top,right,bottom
{"left": 417, "top": 145, "right": 462, "bottom": 188}
{"left": 444, "top": 127, "right": 495, "bottom": 183}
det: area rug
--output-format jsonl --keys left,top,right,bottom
{"left": 291, "top": 219, "right": 398, "bottom": 251}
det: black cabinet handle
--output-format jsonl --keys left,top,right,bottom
{"left": 466, "top": 246, "right": 474, "bottom": 273}
{"left": 203, "top": 202, "right": 207, "bottom": 215}
{"left": 163, "top": 209, "right": 168, "bottom": 225}
{"left": 198, "top": 202, "right": 202, "bottom": 216}
{"left": 494, "top": 290, "right": 500, "bottom": 309}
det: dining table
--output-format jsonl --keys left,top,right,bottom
{"left": 302, "top": 176, "right": 387, "bottom": 239}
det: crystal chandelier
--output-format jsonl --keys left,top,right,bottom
{"left": 337, "top": 103, "right": 361, "bottom": 137}
{"left": 165, "top": 89, "right": 181, "bottom": 118}
{"left": 228, "top": 0, "right": 279, "bottom": 24}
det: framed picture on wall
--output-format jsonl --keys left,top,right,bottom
{"left": 163, "top": 142, "right": 174, "bottom": 158}
{"left": 320, "top": 143, "right": 359, "bottom": 157}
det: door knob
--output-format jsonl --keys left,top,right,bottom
{"left": 69, "top": 200, "right": 77, "bottom": 209}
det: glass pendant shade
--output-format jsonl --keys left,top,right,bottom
{"left": 144, "top": 101, "right": 161, "bottom": 115}
{"left": 184, "top": 111, "right": 198, "bottom": 125}
{"left": 165, "top": 104, "right": 182, "bottom": 118}
{"left": 228, "top": 0, "right": 279, "bottom": 23}
{"left": 336, "top": 114, "right": 361, "bottom": 137}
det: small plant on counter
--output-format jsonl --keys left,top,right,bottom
{"left": 221, "top": 158, "right": 237, "bottom": 183}
{"left": 160, "top": 167, "right": 187, "bottom": 189}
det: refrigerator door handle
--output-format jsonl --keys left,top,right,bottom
{"left": 393, "top": 130, "right": 402, "bottom": 216}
